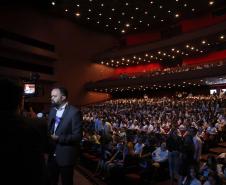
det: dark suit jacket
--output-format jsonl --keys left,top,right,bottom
{"left": 48, "top": 104, "right": 83, "bottom": 166}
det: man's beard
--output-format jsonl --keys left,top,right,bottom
{"left": 51, "top": 102, "right": 60, "bottom": 108}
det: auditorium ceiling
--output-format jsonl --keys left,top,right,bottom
{"left": 50, "top": 0, "right": 224, "bottom": 35}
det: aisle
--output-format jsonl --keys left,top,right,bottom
{"left": 74, "top": 170, "right": 94, "bottom": 185}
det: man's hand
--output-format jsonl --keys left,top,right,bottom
{"left": 51, "top": 134, "right": 59, "bottom": 141}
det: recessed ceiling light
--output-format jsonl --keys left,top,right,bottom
{"left": 135, "top": 7, "right": 139, "bottom": 10}
{"left": 150, "top": 1, "right": 154, "bottom": 4}
{"left": 145, "top": 11, "right": 148, "bottom": 15}
{"left": 101, "top": 3, "right": 104, "bottom": 7}
{"left": 125, "top": 23, "right": 130, "bottom": 27}
{"left": 125, "top": 2, "right": 129, "bottom": 6}
{"left": 121, "top": 30, "right": 125, "bottom": 33}
{"left": 88, "top": 9, "right": 91, "bottom": 12}
{"left": 99, "top": 13, "right": 102, "bottom": 16}
{"left": 192, "top": 8, "right": 195, "bottom": 11}
{"left": 159, "top": 5, "right": 163, "bottom": 9}
{"left": 75, "top": 12, "right": 80, "bottom": 17}
{"left": 112, "top": 8, "right": 115, "bottom": 11}
{"left": 184, "top": 4, "right": 187, "bottom": 7}
{"left": 202, "top": 40, "right": 206, "bottom": 44}
{"left": 65, "top": 9, "right": 68, "bottom": 12}
{"left": 186, "top": 45, "right": 189, "bottom": 48}
{"left": 122, "top": 12, "right": 125, "bottom": 15}
{"left": 77, "top": 4, "right": 80, "bottom": 7}
{"left": 175, "top": 14, "right": 179, "bottom": 18}
{"left": 51, "top": 1, "right": 55, "bottom": 6}
{"left": 209, "top": 1, "right": 214, "bottom": 6}
{"left": 220, "top": 35, "right": 225, "bottom": 39}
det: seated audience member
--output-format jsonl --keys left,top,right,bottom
{"left": 182, "top": 166, "right": 201, "bottom": 185}
{"left": 134, "top": 137, "right": 145, "bottom": 157}
{"left": 200, "top": 155, "right": 217, "bottom": 181}
{"left": 152, "top": 142, "right": 169, "bottom": 164}
{"left": 0, "top": 78, "right": 48, "bottom": 185}
{"left": 203, "top": 171, "right": 222, "bottom": 185}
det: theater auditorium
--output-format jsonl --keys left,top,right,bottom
{"left": 1, "top": 0, "right": 226, "bottom": 185}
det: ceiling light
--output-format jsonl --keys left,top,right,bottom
{"left": 99, "top": 13, "right": 102, "bottom": 16}
{"left": 150, "top": 1, "right": 154, "bottom": 4}
{"left": 65, "top": 9, "right": 68, "bottom": 12}
{"left": 125, "top": 2, "right": 129, "bottom": 6}
{"left": 186, "top": 45, "right": 189, "bottom": 48}
{"left": 209, "top": 1, "right": 214, "bottom": 5}
{"left": 175, "top": 14, "right": 179, "bottom": 18}
{"left": 135, "top": 7, "right": 139, "bottom": 10}
{"left": 161, "top": 19, "right": 164, "bottom": 22}
{"left": 112, "top": 8, "right": 115, "bottom": 11}
{"left": 125, "top": 23, "right": 130, "bottom": 27}
{"left": 101, "top": 3, "right": 104, "bottom": 7}
{"left": 159, "top": 5, "right": 163, "bottom": 9}
{"left": 192, "top": 8, "right": 195, "bottom": 11}
{"left": 220, "top": 35, "right": 225, "bottom": 39}
{"left": 171, "top": 48, "right": 175, "bottom": 51}
{"left": 51, "top": 2, "right": 55, "bottom": 6}
{"left": 121, "top": 30, "right": 125, "bottom": 33}
{"left": 184, "top": 4, "right": 187, "bottom": 7}
{"left": 145, "top": 11, "right": 148, "bottom": 15}
{"left": 122, "top": 12, "right": 125, "bottom": 15}
{"left": 76, "top": 4, "right": 80, "bottom": 7}
{"left": 75, "top": 12, "right": 80, "bottom": 17}
{"left": 202, "top": 40, "right": 206, "bottom": 44}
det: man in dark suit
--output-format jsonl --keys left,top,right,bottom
{"left": 0, "top": 78, "right": 48, "bottom": 185}
{"left": 48, "top": 87, "right": 82, "bottom": 185}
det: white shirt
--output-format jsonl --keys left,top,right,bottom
{"left": 190, "top": 178, "right": 201, "bottom": 185}
{"left": 152, "top": 147, "right": 168, "bottom": 162}
{"left": 53, "top": 102, "right": 67, "bottom": 134}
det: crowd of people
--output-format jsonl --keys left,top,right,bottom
{"left": 81, "top": 95, "right": 226, "bottom": 185}
{"left": 113, "top": 60, "right": 225, "bottom": 80}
